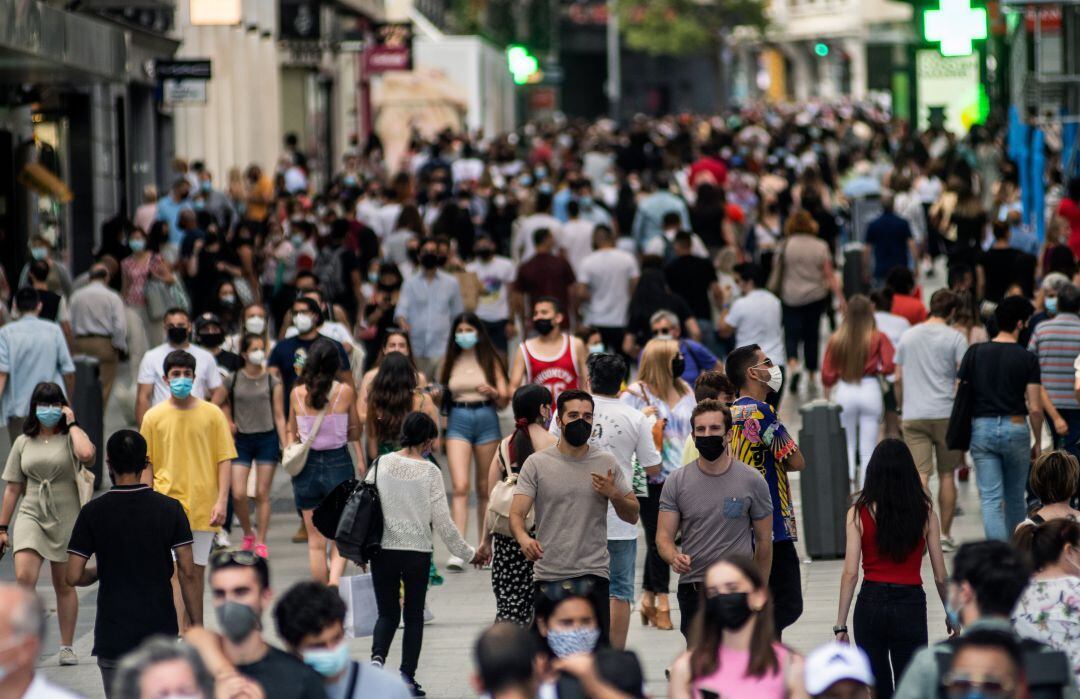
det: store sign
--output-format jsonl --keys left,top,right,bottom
{"left": 280, "top": 0, "right": 321, "bottom": 41}
{"left": 154, "top": 59, "right": 211, "bottom": 106}
{"left": 154, "top": 59, "right": 212, "bottom": 80}
{"left": 915, "top": 49, "right": 981, "bottom": 133}
{"left": 364, "top": 22, "right": 412, "bottom": 73}
{"left": 163, "top": 79, "right": 207, "bottom": 105}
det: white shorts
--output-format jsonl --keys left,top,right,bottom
{"left": 173, "top": 531, "right": 216, "bottom": 567}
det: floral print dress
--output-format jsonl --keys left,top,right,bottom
{"left": 1012, "top": 575, "right": 1080, "bottom": 683}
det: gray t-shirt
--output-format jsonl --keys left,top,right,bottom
{"left": 328, "top": 660, "right": 411, "bottom": 699}
{"left": 658, "top": 457, "right": 773, "bottom": 584}
{"left": 895, "top": 322, "right": 968, "bottom": 420}
{"left": 230, "top": 370, "right": 280, "bottom": 434}
{"left": 515, "top": 445, "right": 629, "bottom": 582}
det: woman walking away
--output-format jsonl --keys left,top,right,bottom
{"left": 822, "top": 295, "right": 895, "bottom": 490}
{"left": 668, "top": 557, "right": 806, "bottom": 699}
{"left": 225, "top": 333, "right": 286, "bottom": 557}
{"left": 286, "top": 338, "right": 360, "bottom": 584}
{"left": 364, "top": 351, "right": 438, "bottom": 462}
{"left": 0, "top": 382, "right": 95, "bottom": 665}
{"left": 440, "top": 312, "right": 509, "bottom": 569}
{"left": 368, "top": 412, "right": 489, "bottom": 696}
{"left": 1015, "top": 450, "right": 1080, "bottom": 532}
{"left": 481, "top": 384, "right": 556, "bottom": 624}
{"left": 834, "top": 439, "right": 950, "bottom": 699}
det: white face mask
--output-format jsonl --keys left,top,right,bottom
{"left": 247, "top": 350, "right": 266, "bottom": 366}
{"left": 293, "top": 313, "right": 314, "bottom": 333}
{"left": 755, "top": 364, "right": 783, "bottom": 392}
{"left": 245, "top": 316, "right": 267, "bottom": 335}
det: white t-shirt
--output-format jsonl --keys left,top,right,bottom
{"left": 578, "top": 248, "right": 640, "bottom": 328}
{"left": 874, "top": 311, "right": 911, "bottom": 349}
{"left": 559, "top": 219, "right": 596, "bottom": 274}
{"left": 137, "top": 342, "right": 224, "bottom": 407}
{"left": 466, "top": 255, "right": 516, "bottom": 322}
{"left": 374, "top": 203, "right": 403, "bottom": 240}
{"left": 643, "top": 230, "right": 709, "bottom": 258}
{"left": 284, "top": 322, "right": 353, "bottom": 348}
{"left": 514, "top": 213, "right": 563, "bottom": 263}
{"left": 725, "top": 289, "right": 786, "bottom": 364}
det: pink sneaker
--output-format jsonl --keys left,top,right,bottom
{"left": 241, "top": 535, "right": 256, "bottom": 552}
{"left": 254, "top": 543, "right": 269, "bottom": 559}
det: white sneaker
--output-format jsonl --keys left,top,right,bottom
{"left": 423, "top": 606, "right": 434, "bottom": 624}
{"left": 445, "top": 555, "right": 465, "bottom": 572}
{"left": 214, "top": 531, "right": 231, "bottom": 549}
{"left": 58, "top": 647, "right": 78, "bottom": 666}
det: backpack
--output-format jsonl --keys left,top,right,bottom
{"left": 933, "top": 634, "right": 1072, "bottom": 699}
{"left": 334, "top": 458, "right": 384, "bottom": 565}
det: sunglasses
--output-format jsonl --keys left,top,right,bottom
{"left": 943, "top": 672, "right": 1015, "bottom": 699}
{"left": 537, "top": 578, "right": 595, "bottom": 603}
{"left": 210, "top": 549, "right": 262, "bottom": 568}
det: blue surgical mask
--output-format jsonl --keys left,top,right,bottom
{"left": 201, "top": 181, "right": 212, "bottom": 193}
{"left": 343, "top": 175, "right": 358, "bottom": 187}
{"left": 35, "top": 406, "right": 63, "bottom": 428}
{"left": 169, "top": 377, "right": 194, "bottom": 399}
{"left": 945, "top": 592, "right": 966, "bottom": 629}
{"left": 302, "top": 642, "right": 350, "bottom": 678}
{"left": 30, "top": 247, "right": 47, "bottom": 261}
{"left": 588, "top": 343, "right": 605, "bottom": 354}
{"left": 1047, "top": 296, "right": 1059, "bottom": 315}
{"left": 546, "top": 626, "right": 600, "bottom": 658}
{"left": 455, "top": 331, "right": 479, "bottom": 350}
{"left": 129, "top": 238, "right": 147, "bottom": 252}
{"left": 291, "top": 233, "right": 306, "bottom": 248}
{"left": 368, "top": 271, "right": 379, "bottom": 284}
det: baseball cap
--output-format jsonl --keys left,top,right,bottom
{"left": 804, "top": 642, "right": 874, "bottom": 696}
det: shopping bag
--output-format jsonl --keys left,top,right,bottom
{"left": 339, "top": 573, "right": 378, "bottom": 638}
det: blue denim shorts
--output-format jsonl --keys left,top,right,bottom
{"left": 607, "top": 539, "right": 637, "bottom": 602}
{"left": 235, "top": 430, "right": 279, "bottom": 466}
{"left": 291, "top": 446, "right": 355, "bottom": 510}
{"left": 445, "top": 404, "right": 501, "bottom": 444}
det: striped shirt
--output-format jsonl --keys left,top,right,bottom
{"left": 1028, "top": 313, "right": 1080, "bottom": 410}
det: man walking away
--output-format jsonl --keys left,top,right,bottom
{"left": 70, "top": 264, "right": 128, "bottom": 409}
{"left": 1029, "top": 283, "right": 1080, "bottom": 465}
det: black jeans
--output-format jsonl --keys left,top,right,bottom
{"left": 782, "top": 297, "right": 828, "bottom": 372}
{"left": 853, "top": 581, "right": 928, "bottom": 699}
{"left": 770, "top": 540, "right": 803, "bottom": 639}
{"left": 99, "top": 657, "right": 119, "bottom": 698}
{"left": 534, "top": 575, "right": 611, "bottom": 646}
{"left": 371, "top": 549, "right": 432, "bottom": 677}
{"left": 676, "top": 583, "right": 702, "bottom": 640}
{"left": 639, "top": 482, "right": 670, "bottom": 594}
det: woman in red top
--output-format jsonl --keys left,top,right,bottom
{"left": 1057, "top": 178, "right": 1080, "bottom": 259}
{"left": 834, "top": 440, "right": 950, "bottom": 699}
{"left": 822, "top": 295, "right": 896, "bottom": 489}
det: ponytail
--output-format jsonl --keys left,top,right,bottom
{"left": 508, "top": 385, "right": 551, "bottom": 467}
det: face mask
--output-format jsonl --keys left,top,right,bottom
{"left": 130, "top": 238, "right": 147, "bottom": 252}
{"left": 946, "top": 591, "right": 966, "bottom": 629}
{"left": 247, "top": 350, "right": 266, "bottom": 365}
{"left": 477, "top": 248, "right": 495, "bottom": 260}
{"left": 494, "top": 195, "right": 507, "bottom": 208}
{"left": 695, "top": 435, "right": 727, "bottom": 461}
{"left": 368, "top": 271, "right": 379, "bottom": 284}
{"left": 169, "top": 376, "right": 194, "bottom": 400}
{"left": 245, "top": 316, "right": 267, "bottom": 335}
{"left": 167, "top": 326, "right": 190, "bottom": 346}
{"left": 293, "top": 313, "right": 314, "bottom": 333}
{"left": 705, "top": 592, "right": 754, "bottom": 630}
{"left": 436, "top": 254, "right": 448, "bottom": 267}
{"left": 35, "top": 406, "right": 63, "bottom": 428}
{"left": 201, "top": 181, "right": 212, "bottom": 193}
{"left": 407, "top": 248, "right": 420, "bottom": 263}
{"left": 533, "top": 318, "right": 555, "bottom": 336}
{"left": 193, "top": 200, "right": 205, "bottom": 211}
{"left": 562, "top": 418, "right": 592, "bottom": 447}
{"left": 220, "top": 294, "right": 237, "bottom": 307}
{"left": 588, "top": 343, "right": 605, "bottom": 354}
{"left": 30, "top": 247, "right": 47, "bottom": 261}
{"left": 755, "top": 364, "right": 783, "bottom": 392}
{"left": 420, "top": 252, "right": 439, "bottom": 269}
{"left": 672, "top": 355, "right": 686, "bottom": 378}
{"left": 215, "top": 600, "right": 260, "bottom": 643}
{"left": 546, "top": 626, "right": 600, "bottom": 658}
{"left": 455, "top": 331, "right": 478, "bottom": 350}
{"left": 1047, "top": 296, "right": 1059, "bottom": 315}
{"left": 654, "top": 331, "right": 673, "bottom": 340}
{"left": 302, "top": 642, "right": 351, "bottom": 678}
{"left": 291, "top": 234, "right": 306, "bottom": 248}
{"left": 198, "top": 331, "right": 224, "bottom": 348}
{"left": 343, "top": 175, "right": 358, "bottom": 187}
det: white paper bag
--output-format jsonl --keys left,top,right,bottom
{"left": 339, "top": 573, "right": 378, "bottom": 638}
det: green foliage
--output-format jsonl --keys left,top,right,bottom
{"left": 618, "top": 0, "right": 767, "bottom": 56}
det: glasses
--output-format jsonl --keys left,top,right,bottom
{"left": 942, "top": 672, "right": 1015, "bottom": 699}
{"left": 652, "top": 327, "right": 674, "bottom": 335}
{"left": 537, "top": 578, "right": 595, "bottom": 602}
{"left": 210, "top": 549, "right": 261, "bottom": 569}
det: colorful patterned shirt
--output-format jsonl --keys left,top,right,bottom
{"left": 729, "top": 396, "right": 799, "bottom": 542}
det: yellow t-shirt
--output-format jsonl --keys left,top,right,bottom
{"left": 682, "top": 433, "right": 699, "bottom": 465}
{"left": 141, "top": 399, "right": 237, "bottom": 532}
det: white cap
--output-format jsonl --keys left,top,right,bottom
{"left": 804, "top": 642, "right": 874, "bottom": 696}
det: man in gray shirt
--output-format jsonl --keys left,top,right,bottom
{"left": 512, "top": 389, "right": 638, "bottom": 644}
{"left": 895, "top": 289, "right": 967, "bottom": 549}
{"left": 657, "top": 399, "right": 773, "bottom": 639}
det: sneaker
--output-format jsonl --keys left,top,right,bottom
{"left": 214, "top": 531, "right": 231, "bottom": 549}
{"left": 789, "top": 371, "right": 802, "bottom": 396}
{"left": 254, "top": 543, "right": 269, "bottom": 558}
{"left": 402, "top": 674, "right": 426, "bottom": 697}
{"left": 292, "top": 523, "right": 308, "bottom": 543}
{"left": 241, "top": 534, "right": 256, "bottom": 552}
{"left": 941, "top": 536, "right": 956, "bottom": 553}
{"left": 58, "top": 647, "right": 78, "bottom": 666}
{"left": 445, "top": 555, "right": 465, "bottom": 572}
{"left": 423, "top": 606, "right": 434, "bottom": 624}
{"left": 371, "top": 656, "right": 385, "bottom": 668}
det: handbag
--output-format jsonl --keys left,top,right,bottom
{"left": 946, "top": 344, "right": 979, "bottom": 451}
{"left": 766, "top": 239, "right": 786, "bottom": 295}
{"left": 487, "top": 440, "right": 533, "bottom": 537}
{"left": 313, "top": 477, "right": 360, "bottom": 539}
{"left": 629, "top": 386, "right": 666, "bottom": 452}
{"left": 69, "top": 437, "right": 94, "bottom": 507}
{"left": 335, "top": 460, "right": 384, "bottom": 565}
{"left": 339, "top": 573, "right": 379, "bottom": 638}
{"left": 145, "top": 278, "right": 191, "bottom": 320}
{"left": 283, "top": 406, "right": 329, "bottom": 477}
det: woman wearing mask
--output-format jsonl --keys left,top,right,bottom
{"left": 122, "top": 226, "right": 176, "bottom": 349}
{"left": 358, "top": 264, "right": 404, "bottom": 365}
{"left": 621, "top": 338, "right": 696, "bottom": 631}
{"left": 668, "top": 557, "right": 806, "bottom": 699}
{"left": 0, "top": 382, "right": 95, "bottom": 665}
{"left": 225, "top": 303, "right": 273, "bottom": 355}
{"left": 367, "top": 411, "right": 487, "bottom": 695}
{"left": 364, "top": 351, "right": 438, "bottom": 462}
{"left": 225, "top": 334, "right": 286, "bottom": 558}
{"left": 481, "top": 384, "right": 556, "bottom": 624}
{"left": 358, "top": 329, "right": 429, "bottom": 428}
{"left": 834, "top": 440, "right": 950, "bottom": 698}
{"left": 1012, "top": 519, "right": 1080, "bottom": 681}
{"left": 285, "top": 339, "right": 361, "bottom": 584}
{"left": 1016, "top": 450, "right": 1080, "bottom": 530}
{"left": 213, "top": 279, "right": 243, "bottom": 336}
{"left": 440, "top": 313, "right": 509, "bottom": 569}
{"left": 821, "top": 295, "right": 895, "bottom": 490}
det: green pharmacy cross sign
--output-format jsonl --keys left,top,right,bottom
{"left": 923, "top": 0, "right": 988, "bottom": 56}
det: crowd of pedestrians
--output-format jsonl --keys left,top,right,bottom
{"left": 0, "top": 102, "right": 1077, "bottom": 699}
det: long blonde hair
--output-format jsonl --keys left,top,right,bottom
{"left": 827, "top": 295, "right": 876, "bottom": 383}
{"left": 637, "top": 338, "right": 690, "bottom": 398}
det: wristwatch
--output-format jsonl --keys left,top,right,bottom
{"left": 832, "top": 625, "right": 848, "bottom": 635}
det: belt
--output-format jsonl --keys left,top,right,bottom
{"left": 1009, "top": 415, "right": 1026, "bottom": 424}
{"left": 451, "top": 400, "right": 493, "bottom": 409}
{"left": 76, "top": 333, "right": 112, "bottom": 340}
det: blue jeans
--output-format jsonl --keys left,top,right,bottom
{"left": 970, "top": 417, "right": 1031, "bottom": 540}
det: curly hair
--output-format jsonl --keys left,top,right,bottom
{"left": 367, "top": 351, "right": 418, "bottom": 445}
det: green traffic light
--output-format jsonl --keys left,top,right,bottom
{"left": 507, "top": 45, "right": 539, "bottom": 85}
{"left": 814, "top": 42, "right": 829, "bottom": 57}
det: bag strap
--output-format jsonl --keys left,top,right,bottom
{"left": 304, "top": 407, "right": 329, "bottom": 446}
{"left": 345, "top": 661, "right": 360, "bottom": 698}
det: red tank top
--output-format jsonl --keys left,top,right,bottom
{"left": 859, "top": 507, "right": 924, "bottom": 585}
{"left": 521, "top": 335, "right": 579, "bottom": 400}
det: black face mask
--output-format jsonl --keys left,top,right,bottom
{"left": 477, "top": 248, "right": 495, "bottom": 260}
{"left": 436, "top": 254, "right": 448, "bottom": 267}
{"left": 533, "top": 318, "right": 555, "bottom": 336}
{"left": 672, "top": 355, "right": 686, "bottom": 378}
{"left": 705, "top": 592, "right": 754, "bottom": 630}
{"left": 420, "top": 252, "right": 439, "bottom": 269}
{"left": 378, "top": 282, "right": 400, "bottom": 293}
{"left": 198, "top": 331, "right": 224, "bottom": 348}
{"left": 562, "top": 418, "right": 593, "bottom": 447}
{"left": 407, "top": 248, "right": 420, "bottom": 263}
{"left": 167, "top": 326, "right": 189, "bottom": 345}
{"left": 695, "top": 435, "right": 727, "bottom": 461}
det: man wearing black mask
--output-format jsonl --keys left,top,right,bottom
{"left": 509, "top": 297, "right": 587, "bottom": 398}
{"left": 655, "top": 399, "right": 774, "bottom": 640}
{"left": 194, "top": 312, "right": 244, "bottom": 375}
{"left": 510, "top": 389, "right": 638, "bottom": 645}
{"left": 465, "top": 235, "right": 516, "bottom": 355}
{"left": 394, "top": 236, "right": 464, "bottom": 380}
{"left": 136, "top": 308, "right": 226, "bottom": 426}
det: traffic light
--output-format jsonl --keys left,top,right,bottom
{"left": 813, "top": 42, "right": 830, "bottom": 57}
{"left": 506, "top": 45, "right": 540, "bottom": 85}
{"left": 922, "top": 0, "right": 987, "bottom": 56}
